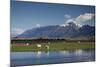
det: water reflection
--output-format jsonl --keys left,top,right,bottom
{"left": 46, "top": 51, "right": 50, "bottom": 56}
{"left": 75, "top": 49, "right": 83, "bottom": 56}
{"left": 37, "top": 51, "right": 42, "bottom": 58}
{"left": 60, "top": 50, "right": 69, "bottom": 55}
{"left": 11, "top": 49, "right": 95, "bottom": 66}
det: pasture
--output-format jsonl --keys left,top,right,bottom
{"left": 11, "top": 39, "right": 95, "bottom": 52}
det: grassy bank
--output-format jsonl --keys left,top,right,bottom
{"left": 11, "top": 41, "right": 95, "bottom": 52}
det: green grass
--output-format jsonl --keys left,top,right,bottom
{"left": 11, "top": 42, "right": 95, "bottom": 52}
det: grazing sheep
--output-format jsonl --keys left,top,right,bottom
{"left": 26, "top": 43, "right": 29, "bottom": 46}
{"left": 37, "top": 44, "right": 42, "bottom": 48}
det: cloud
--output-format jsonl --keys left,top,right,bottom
{"left": 65, "top": 19, "right": 75, "bottom": 23}
{"left": 60, "top": 14, "right": 74, "bottom": 27}
{"left": 65, "top": 14, "right": 71, "bottom": 19}
{"left": 60, "top": 19, "right": 75, "bottom": 27}
{"left": 60, "top": 13, "right": 95, "bottom": 27}
{"left": 36, "top": 24, "right": 41, "bottom": 27}
{"left": 75, "top": 13, "right": 95, "bottom": 24}
{"left": 11, "top": 28, "right": 24, "bottom": 37}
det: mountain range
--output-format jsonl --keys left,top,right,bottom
{"left": 15, "top": 22, "right": 95, "bottom": 39}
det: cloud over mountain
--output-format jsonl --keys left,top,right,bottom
{"left": 75, "top": 13, "right": 95, "bottom": 24}
{"left": 61, "top": 13, "right": 95, "bottom": 27}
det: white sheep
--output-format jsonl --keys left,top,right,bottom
{"left": 26, "top": 43, "right": 29, "bottom": 46}
{"left": 37, "top": 44, "right": 42, "bottom": 48}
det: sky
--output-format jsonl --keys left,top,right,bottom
{"left": 11, "top": 0, "right": 95, "bottom": 36}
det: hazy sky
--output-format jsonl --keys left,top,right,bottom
{"left": 11, "top": 0, "right": 95, "bottom": 36}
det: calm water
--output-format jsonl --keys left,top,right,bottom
{"left": 11, "top": 49, "right": 95, "bottom": 66}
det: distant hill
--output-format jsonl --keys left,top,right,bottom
{"left": 15, "top": 22, "right": 95, "bottom": 39}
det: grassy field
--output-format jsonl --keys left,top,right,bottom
{"left": 11, "top": 41, "right": 95, "bottom": 52}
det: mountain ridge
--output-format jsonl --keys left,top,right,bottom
{"left": 15, "top": 22, "right": 95, "bottom": 39}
